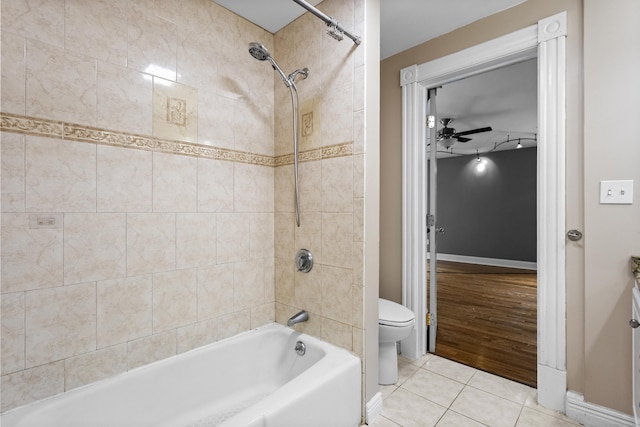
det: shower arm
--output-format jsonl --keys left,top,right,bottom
{"left": 292, "top": 0, "right": 361, "bottom": 45}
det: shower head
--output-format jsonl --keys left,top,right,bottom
{"left": 248, "top": 42, "right": 291, "bottom": 87}
{"left": 248, "top": 42, "right": 270, "bottom": 61}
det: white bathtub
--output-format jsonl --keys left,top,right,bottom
{"left": 1, "top": 323, "right": 362, "bottom": 427}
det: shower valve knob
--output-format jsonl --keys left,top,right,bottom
{"left": 295, "top": 249, "right": 313, "bottom": 273}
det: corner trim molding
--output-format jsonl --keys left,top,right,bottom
{"left": 365, "top": 392, "right": 384, "bottom": 424}
{"left": 566, "top": 391, "right": 635, "bottom": 427}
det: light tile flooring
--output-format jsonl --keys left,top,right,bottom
{"left": 366, "top": 354, "right": 582, "bottom": 427}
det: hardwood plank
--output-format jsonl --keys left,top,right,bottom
{"left": 427, "top": 261, "right": 537, "bottom": 387}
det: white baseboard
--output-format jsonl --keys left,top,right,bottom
{"left": 365, "top": 392, "right": 383, "bottom": 425}
{"left": 428, "top": 253, "right": 537, "bottom": 270}
{"left": 566, "top": 391, "right": 635, "bottom": 427}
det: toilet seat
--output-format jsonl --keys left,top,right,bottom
{"left": 379, "top": 298, "right": 415, "bottom": 327}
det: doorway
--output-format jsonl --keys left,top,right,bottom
{"left": 400, "top": 12, "right": 567, "bottom": 411}
{"left": 426, "top": 59, "right": 538, "bottom": 386}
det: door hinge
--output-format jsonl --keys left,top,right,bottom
{"left": 426, "top": 214, "right": 435, "bottom": 227}
{"left": 427, "top": 115, "right": 435, "bottom": 129}
{"left": 426, "top": 313, "right": 431, "bottom": 326}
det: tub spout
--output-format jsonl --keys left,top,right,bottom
{"left": 287, "top": 310, "right": 309, "bottom": 327}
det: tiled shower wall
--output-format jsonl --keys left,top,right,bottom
{"left": 0, "top": 0, "right": 280, "bottom": 412}
{"left": 0, "top": 0, "right": 368, "bottom": 414}
{"left": 273, "top": 0, "right": 366, "bottom": 361}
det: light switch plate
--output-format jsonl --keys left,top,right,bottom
{"left": 599, "top": 180, "right": 634, "bottom": 204}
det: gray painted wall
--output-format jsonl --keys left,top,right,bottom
{"left": 431, "top": 147, "right": 537, "bottom": 262}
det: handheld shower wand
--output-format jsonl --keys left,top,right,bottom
{"left": 249, "top": 43, "right": 308, "bottom": 227}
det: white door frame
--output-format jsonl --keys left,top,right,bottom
{"left": 400, "top": 13, "right": 567, "bottom": 412}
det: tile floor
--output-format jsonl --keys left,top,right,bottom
{"left": 366, "top": 354, "right": 582, "bottom": 427}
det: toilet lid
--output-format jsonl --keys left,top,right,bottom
{"left": 379, "top": 298, "right": 415, "bottom": 327}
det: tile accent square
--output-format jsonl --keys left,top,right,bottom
{"left": 153, "top": 78, "right": 197, "bottom": 143}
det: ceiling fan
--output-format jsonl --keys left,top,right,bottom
{"left": 437, "top": 118, "right": 492, "bottom": 149}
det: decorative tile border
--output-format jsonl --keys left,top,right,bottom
{"left": 0, "top": 112, "right": 353, "bottom": 166}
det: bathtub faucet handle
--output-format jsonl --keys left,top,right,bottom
{"left": 287, "top": 310, "right": 309, "bottom": 327}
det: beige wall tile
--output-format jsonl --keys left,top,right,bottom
{"left": 26, "top": 40, "right": 97, "bottom": 126}
{"left": 275, "top": 257, "right": 295, "bottom": 306}
{"left": 263, "top": 257, "right": 276, "bottom": 302}
{"left": 233, "top": 260, "right": 267, "bottom": 311}
{"left": 321, "top": 317, "right": 353, "bottom": 351}
{"left": 298, "top": 161, "right": 322, "bottom": 213}
{"left": 322, "top": 156, "right": 354, "bottom": 213}
{"left": 152, "top": 77, "right": 197, "bottom": 143}
{"left": 126, "top": 213, "right": 176, "bottom": 276}
{"left": 65, "top": 344, "right": 127, "bottom": 391}
{"left": 127, "top": 330, "right": 176, "bottom": 370}
{"left": 274, "top": 165, "right": 294, "bottom": 213}
{"left": 64, "top": 213, "right": 126, "bottom": 285}
{"left": 64, "top": 0, "right": 127, "bottom": 66}
{"left": 177, "top": 318, "right": 218, "bottom": 354}
{"left": 251, "top": 302, "right": 275, "bottom": 329}
{"left": 321, "top": 266, "right": 353, "bottom": 324}
{"left": 352, "top": 285, "right": 364, "bottom": 329}
{"left": 216, "top": 213, "right": 250, "bottom": 264}
{"left": 196, "top": 264, "right": 234, "bottom": 320}
{"left": 197, "top": 89, "right": 236, "bottom": 149}
{"left": 354, "top": 197, "right": 364, "bottom": 242}
{"left": 295, "top": 264, "right": 322, "bottom": 315}
{"left": 353, "top": 110, "right": 365, "bottom": 155}
{"left": 126, "top": 4, "right": 177, "bottom": 81}
{"left": 321, "top": 83, "right": 353, "bottom": 145}
{"left": 275, "top": 212, "right": 295, "bottom": 258}
{"left": 25, "top": 283, "right": 96, "bottom": 368}
{"left": 97, "top": 145, "right": 152, "bottom": 213}
{"left": 152, "top": 152, "right": 197, "bottom": 212}
{"left": 97, "top": 275, "right": 152, "bottom": 348}
{"left": 216, "top": 310, "right": 251, "bottom": 341}
{"left": 1, "top": 133, "right": 26, "bottom": 212}
{"left": 1, "top": 32, "right": 26, "bottom": 114}
{"left": 176, "top": 213, "right": 217, "bottom": 269}
{"left": 197, "top": 158, "right": 234, "bottom": 213}
{"left": 0, "top": 361, "right": 64, "bottom": 412}
{"left": 25, "top": 136, "right": 96, "bottom": 212}
{"left": 152, "top": 269, "right": 197, "bottom": 332}
{"left": 322, "top": 213, "right": 353, "bottom": 269}
{"left": 295, "top": 212, "right": 322, "bottom": 265}
{"left": 1, "top": 213, "right": 63, "bottom": 293}
{"left": 1, "top": 292, "right": 25, "bottom": 375}
{"left": 234, "top": 163, "right": 274, "bottom": 213}
{"left": 97, "top": 61, "right": 153, "bottom": 135}
{"left": 250, "top": 213, "right": 274, "bottom": 259}
{"left": 234, "top": 99, "right": 274, "bottom": 157}
{"left": 1, "top": 0, "right": 65, "bottom": 47}
{"left": 353, "top": 154, "right": 365, "bottom": 198}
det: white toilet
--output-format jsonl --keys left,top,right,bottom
{"left": 378, "top": 298, "right": 416, "bottom": 385}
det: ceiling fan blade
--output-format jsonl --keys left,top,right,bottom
{"left": 454, "top": 126, "right": 493, "bottom": 137}
{"left": 456, "top": 136, "right": 471, "bottom": 143}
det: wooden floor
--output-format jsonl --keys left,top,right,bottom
{"left": 427, "top": 261, "right": 537, "bottom": 387}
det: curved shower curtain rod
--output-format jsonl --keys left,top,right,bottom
{"left": 292, "top": 0, "right": 361, "bottom": 45}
